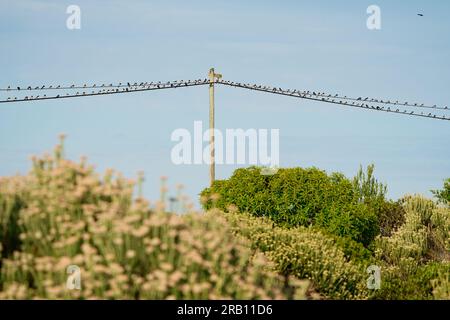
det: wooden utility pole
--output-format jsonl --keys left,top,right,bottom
{"left": 208, "top": 68, "right": 222, "bottom": 186}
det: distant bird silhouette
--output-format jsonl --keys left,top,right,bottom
{"left": 417, "top": 13, "right": 424, "bottom": 17}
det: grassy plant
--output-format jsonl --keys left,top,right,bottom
{"left": 0, "top": 139, "right": 309, "bottom": 300}
{"left": 372, "top": 195, "right": 450, "bottom": 299}
{"left": 217, "top": 209, "right": 370, "bottom": 299}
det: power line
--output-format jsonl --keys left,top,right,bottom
{"left": 217, "top": 80, "right": 450, "bottom": 121}
{"left": 0, "top": 79, "right": 210, "bottom": 104}
{"left": 0, "top": 78, "right": 449, "bottom": 121}
{"left": 0, "top": 80, "right": 208, "bottom": 92}
{"left": 1, "top": 80, "right": 448, "bottom": 111}
{"left": 217, "top": 80, "right": 449, "bottom": 111}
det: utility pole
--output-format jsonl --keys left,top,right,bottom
{"left": 208, "top": 68, "right": 222, "bottom": 187}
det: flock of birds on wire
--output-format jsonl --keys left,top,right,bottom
{"left": 0, "top": 78, "right": 449, "bottom": 121}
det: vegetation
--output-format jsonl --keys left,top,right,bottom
{"left": 219, "top": 209, "right": 369, "bottom": 299}
{"left": 201, "top": 165, "right": 449, "bottom": 300}
{"left": 0, "top": 139, "right": 448, "bottom": 300}
{"left": 373, "top": 196, "right": 450, "bottom": 299}
{"left": 432, "top": 178, "right": 450, "bottom": 205}
{"left": 0, "top": 139, "right": 308, "bottom": 299}
{"left": 201, "top": 166, "right": 379, "bottom": 246}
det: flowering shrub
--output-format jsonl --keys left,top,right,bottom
{"left": 376, "top": 195, "right": 449, "bottom": 265}
{"left": 219, "top": 209, "right": 370, "bottom": 299}
{"left": 373, "top": 195, "right": 450, "bottom": 299}
{"left": 0, "top": 139, "right": 308, "bottom": 300}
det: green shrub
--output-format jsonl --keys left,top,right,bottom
{"left": 372, "top": 261, "right": 449, "bottom": 300}
{"left": 352, "top": 164, "right": 406, "bottom": 237}
{"left": 352, "top": 164, "right": 387, "bottom": 204}
{"left": 432, "top": 178, "right": 450, "bottom": 205}
{"left": 0, "top": 176, "right": 26, "bottom": 259}
{"left": 431, "top": 263, "right": 450, "bottom": 299}
{"left": 375, "top": 200, "right": 406, "bottom": 237}
{"left": 332, "top": 235, "right": 373, "bottom": 264}
{"left": 201, "top": 166, "right": 379, "bottom": 246}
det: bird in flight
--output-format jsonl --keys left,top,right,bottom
{"left": 417, "top": 13, "right": 424, "bottom": 17}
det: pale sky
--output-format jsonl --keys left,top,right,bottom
{"left": 0, "top": 0, "right": 449, "bottom": 206}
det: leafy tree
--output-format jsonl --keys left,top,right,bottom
{"left": 352, "top": 164, "right": 386, "bottom": 204}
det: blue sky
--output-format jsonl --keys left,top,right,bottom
{"left": 0, "top": 0, "right": 449, "bottom": 205}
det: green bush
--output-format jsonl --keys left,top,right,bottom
{"left": 375, "top": 200, "right": 406, "bottom": 237}
{"left": 332, "top": 236, "right": 373, "bottom": 264}
{"left": 372, "top": 261, "right": 449, "bottom": 300}
{"left": 431, "top": 263, "right": 450, "bottom": 299}
{"left": 432, "top": 178, "right": 450, "bottom": 205}
{"left": 352, "top": 164, "right": 406, "bottom": 237}
{"left": 0, "top": 176, "right": 26, "bottom": 259}
{"left": 201, "top": 166, "right": 379, "bottom": 246}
